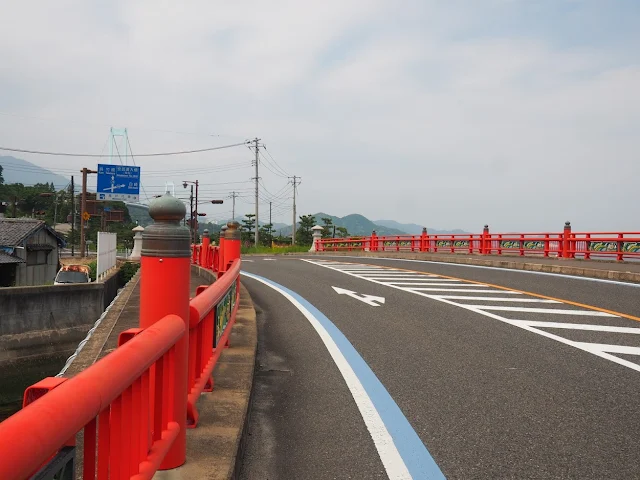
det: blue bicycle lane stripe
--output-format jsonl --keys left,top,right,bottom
{"left": 242, "top": 271, "right": 446, "bottom": 479}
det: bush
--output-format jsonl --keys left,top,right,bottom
{"left": 88, "top": 261, "right": 97, "bottom": 282}
{"left": 118, "top": 262, "right": 140, "bottom": 286}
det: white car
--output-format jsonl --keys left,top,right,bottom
{"left": 54, "top": 265, "right": 91, "bottom": 285}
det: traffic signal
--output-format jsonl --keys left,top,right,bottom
{"left": 210, "top": 200, "right": 224, "bottom": 204}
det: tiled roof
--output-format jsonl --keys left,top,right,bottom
{"left": 0, "top": 218, "right": 43, "bottom": 246}
{"left": 0, "top": 250, "right": 24, "bottom": 264}
{"left": 0, "top": 218, "right": 66, "bottom": 247}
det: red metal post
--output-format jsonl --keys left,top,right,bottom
{"left": 562, "top": 221, "right": 571, "bottom": 259}
{"left": 139, "top": 193, "right": 190, "bottom": 469}
{"left": 584, "top": 233, "right": 591, "bottom": 260}
{"left": 482, "top": 225, "right": 489, "bottom": 254}
{"left": 617, "top": 233, "right": 624, "bottom": 261}
{"left": 420, "top": 227, "right": 427, "bottom": 252}
{"left": 218, "top": 225, "right": 227, "bottom": 272}
{"left": 224, "top": 221, "right": 241, "bottom": 270}
{"left": 200, "top": 230, "right": 211, "bottom": 267}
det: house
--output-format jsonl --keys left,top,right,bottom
{"left": 0, "top": 218, "right": 66, "bottom": 287}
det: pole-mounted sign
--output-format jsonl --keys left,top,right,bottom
{"left": 96, "top": 164, "right": 141, "bottom": 202}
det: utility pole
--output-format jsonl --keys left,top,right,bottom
{"left": 252, "top": 137, "right": 261, "bottom": 246}
{"left": 229, "top": 191, "right": 239, "bottom": 220}
{"left": 190, "top": 185, "right": 194, "bottom": 243}
{"left": 70, "top": 176, "right": 75, "bottom": 256}
{"left": 80, "top": 167, "right": 97, "bottom": 257}
{"left": 269, "top": 201, "right": 272, "bottom": 245}
{"left": 289, "top": 175, "right": 300, "bottom": 245}
{"left": 194, "top": 180, "right": 199, "bottom": 243}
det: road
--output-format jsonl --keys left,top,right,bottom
{"left": 238, "top": 255, "right": 640, "bottom": 479}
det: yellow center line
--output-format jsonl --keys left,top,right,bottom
{"left": 339, "top": 261, "right": 640, "bottom": 324}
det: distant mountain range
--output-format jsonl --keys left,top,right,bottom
{"left": 374, "top": 219, "right": 468, "bottom": 236}
{"left": 1, "top": 156, "right": 467, "bottom": 236}
{"left": 0, "top": 156, "right": 70, "bottom": 190}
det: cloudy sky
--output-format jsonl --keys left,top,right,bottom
{"left": 1, "top": 0, "right": 638, "bottom": 232}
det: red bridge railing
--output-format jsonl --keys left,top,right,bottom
{"left": 316, "top": 222, "right": 640, "bottom": 262}
{"left": 0, "top": 195, "right": 244, "bottom": 480}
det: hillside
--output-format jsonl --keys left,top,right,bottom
{"left": 312, "top": 213, "right": 406, "bottom": 236}
{"left": 0, "top": 156, "right": 70, "bottom": 190}
{"left": 374, "top": 219, "right": 469, "bottom": 235}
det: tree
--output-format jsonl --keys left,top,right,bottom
{"left": 321, "top": 217, "right": 334, "bottom": 238}
{"left": 296, "top": 214, "right": 316, "bottom": 245}
{"left": 336, "top": 226, "right": 349, "bottom": 238}
{"left": 241, "top": 214, "right": 255, "bottom": 244}
{"left": 0, "top": 164, "right": 4, "bottom": 185}
{"left": 259, "top": 223, "right": 274, "bottom": 246}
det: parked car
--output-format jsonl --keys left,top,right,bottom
{"left": 54, "top": 264, "right": 91, "bottom": 285}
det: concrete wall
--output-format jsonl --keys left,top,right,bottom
{"left": 0, "top": 283, "right": 104, "bottom": 336}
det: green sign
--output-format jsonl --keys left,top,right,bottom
{"left": 215, "top": 282, "right": 237, "bottom": 346}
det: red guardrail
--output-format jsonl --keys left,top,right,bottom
{"left": 316, "top": 223, "right": 640, "bottom": 262}
{"left": 186, "top": 259, "right": 240, "bottom": 427}
{"left": 0, "top": 200, "right": 244, "bottom": 479}
{"left": 0, "top": 314, "right": 184, "bottom": 480}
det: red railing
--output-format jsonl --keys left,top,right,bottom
{"left": 186, "top": 259, "right": 240, "bottom": 427}
{"left": 0, "top": 314, "right": 184, "bottom": 480}
{"left": 0, "top": 246, "right": 242, "bottom": 479}
{"left": 316, "top": 224, "right": 640, "bottom": 261}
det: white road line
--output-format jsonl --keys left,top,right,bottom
{"left": 302, "top": 258, "right": 640, "bottom": 373}
{"left": 243, "top": 272, "right": 416, "bottom": 479}
{"left": 405, "top": 288, "right": 510, "bottom": 293}
{"left": 574, "top": 343, "right": 640, "bottom": 355}
{"left": 511, "top": 320, "right": 640, "bottom": 333}
{"left": 468, "top": 306, "right": 617, "bottom": 316}
{"left": 361, "top": 278, "right": 452, "bottom": 282}
{"left": 436, "top": 296, "right": 559, "bottom": 303}
{"left": 388, "top": 283, "right": 489, "bottom": 287}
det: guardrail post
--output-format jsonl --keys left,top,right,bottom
{"left": 371, "top": 230, "right": 378, "bottom": 252}
{"left": 420, "top": 228, "right": 427, "bottom": 252}
{"left": 201, "top": 229, "right": 210, "bottom": 267}
{"left": 223, "top": 221, "right": 241, "bottom": 271}
{"left": 140, "top": 193, "right": 190, "bottom": 469}
{"left": 129, "top": 225, "right": 144, "bottom": 261}
{"left": 310, "top": 225, "right": 324, "bottom": 252}
{"left": 562, "top": 221, "right": 571, "bottom": 259}
{"left": 482, "top": 225, "right": 490, "bottom": 254}
{"left": 218, "top": 225, "right": 227, "bottom": 272}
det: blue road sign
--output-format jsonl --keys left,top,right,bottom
{"left": 96, "top": 164, "right": 141, "bottom": 202}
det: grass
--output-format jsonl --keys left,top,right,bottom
{"left": 241, "top": 245, "right": 310, "bottom": 255}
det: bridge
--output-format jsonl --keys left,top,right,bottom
{"left": 0, "top": 202, "right": 639, "bottom": 479}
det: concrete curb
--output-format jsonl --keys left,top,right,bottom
{"left": 299, "top": 251, "right": 640, "bottom": 284}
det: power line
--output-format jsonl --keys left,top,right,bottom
{"left": 0, "top": 140, "right": 250, "bottom": 158}
{"left": 262, "top": 145, "right": 290, "bottom": 177}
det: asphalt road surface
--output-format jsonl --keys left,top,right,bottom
{"left": 238, "top": 255, "right": 640, "bottom": 480}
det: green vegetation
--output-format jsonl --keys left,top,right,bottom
{"left": 88, "top": 260, "right": 97, "bottom": 282}
{"left": 241, "top": 245, "right": 310, "bottom": 255}
{"left": 118, "top": 262, "right": 140, "bottom": 285}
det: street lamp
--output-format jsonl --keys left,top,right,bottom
{"left": 183, "top": 180, "right": 199, "bottom": 243}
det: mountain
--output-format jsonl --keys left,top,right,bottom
{"left": 126, "top": 203, "right": 153, "bottom": 227}
{"left": 374, "top": 219, "right": 469, "bottom": 235}
{"left": 312, "top": 213, "right": 406, "bottom": 236}
{"left": 0, "top": 156, "right": 70, "bottom": 190}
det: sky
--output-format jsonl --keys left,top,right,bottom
{"left": 0, "top": 0, "right": 639, "bottom": 232}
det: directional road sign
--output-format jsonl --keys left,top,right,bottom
{"left": 96, "top": 164, "right": 141, "bottom": 202}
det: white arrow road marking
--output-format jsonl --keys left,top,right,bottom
{"left": 332, "top": 287, "right": 386, "bottom": 307}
